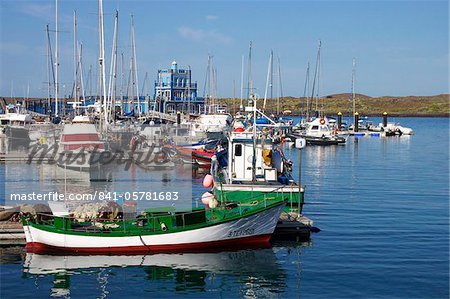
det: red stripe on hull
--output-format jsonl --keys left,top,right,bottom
{"left": 62, "top": 133, "right": 100, "bottom": 142}
{"left": 25, "top": 234, "right": 272, "bottom": 255}
{"left": 63, "top": 144, "right": 105, "bottom": 151}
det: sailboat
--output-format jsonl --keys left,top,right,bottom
{"left": 193, "top": 56, "right": 232, "bottom": 136}
{"left": 56, "top": 1, "right": 111, "bottom": 174}
{"left": 287, "top": 117, "right": 346, "bottom": 145}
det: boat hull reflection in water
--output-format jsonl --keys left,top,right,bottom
{"left": 23, "top": 247, "right": 291, "bottom": 297}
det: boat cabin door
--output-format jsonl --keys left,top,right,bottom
{"left": 231, "top": 143, "right": 247, "bottom": 180}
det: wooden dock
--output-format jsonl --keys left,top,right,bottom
{"left": 0, "top": 222, "right": 25, "bottom": 245}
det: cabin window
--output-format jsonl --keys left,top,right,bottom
{"left": 235, "top": 144, "right": 242, "bottom": 156}
{"left": 311, "top": 125, "right": 319, "bottom": 130}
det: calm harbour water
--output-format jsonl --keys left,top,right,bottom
{"left": 0, "top": 117, "right": 448, "bottom": 298}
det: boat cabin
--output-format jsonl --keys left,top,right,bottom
{"left": 224, "top": 130, "right": 285, "bottom": 184}
{"left": 305, "top": 117, "right": 333, "bottom": 137}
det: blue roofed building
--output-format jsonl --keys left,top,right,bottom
{"left": 152, "top": 61, "right": 204, "bottom": 114}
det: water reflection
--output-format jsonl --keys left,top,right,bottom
{"left": 21, "top": 244, "right": 306, "bottom": 298}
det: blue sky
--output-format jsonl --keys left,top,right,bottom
{"left": 0, "top": 0, "right": 448, "bottom": 98}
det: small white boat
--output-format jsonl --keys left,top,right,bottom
{"left": 289, "top": 117, "right": 346, "bottom": 145}
{"left": 193, "top": 112, "right": 232, "bottom": 134}
{"left": 0, "top": 104, "right": 33, "bottom": 150}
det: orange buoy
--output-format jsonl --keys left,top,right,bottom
{"left": 320, "top": 118, "right": 326, "bottom": 125}
{"left": 234, "top": 127, "right": 245, "bottom": 132}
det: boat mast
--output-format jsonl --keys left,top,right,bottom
{"left": 140, "top": 72, "right": 148, "bottom": 98}
{"left": 203, "top": 55, "right": 212, "bottom": 114}
{"left": 232, "top": 79, "right": 236, "bottom": 114}
{"left": 130, "top": 14, "right": 140, "bottom": 116}
{"left": 317, "top": 46, "right": 321, "bottom": 117}
{"left": 310, "top": 40, "right": 321, "bottom": 118}
{"left": 263, "top": 50, "right": 273, "bottom": 111}
{"left": 303, "top": 62, "right": 310, "bottom": 119}
{"left": 99, "top": 0, "right": 107, "bottom": 129}
{"left": 46, "top": 24, "right": 55, "bottom": 113}
{"left": 120, "top": 52, "right": 124, "bottom": 114}
{"left": 78, "top": 43, "right": 86, "bottom": 104}
{"left": 54, "top": 0, "right": 59, "bottom": 116}
{"left": 107, "top": 10, "right": 119, "bottom": 124}
{"left": 251, "top": 95, "right": 257, "bottom": 182}
{"left": 239, "top": 55, "right": 244, "bottom": 110}
{"left": 46, "top": 25, "right": 51, "bottom": 112}
{"left": 87, "top": 64, "right": 92, "bottom": 99}
{"left": 277, "top": 56, "right": 283, "bottom": 116}
{"left": 73, "top": 11, "right": 78, "bottom": 104}
{"left": 352, "top": 57, "right": 356, "bottom": 119}
{"left": 212, "top": 65, "right": 217, "bottom": 110}
{"left": 246, "top": 41, "right": 252, "bottom": 107}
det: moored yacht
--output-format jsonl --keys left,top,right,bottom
{"left": 288, "top": 117, "right": 346, "bottom": 145}
{"left": 57, "top": 115, "right": 108, "bottom": 171}
{"left": 0, "top": 104, "right": 33, "bottom": 150}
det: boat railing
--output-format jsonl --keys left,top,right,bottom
{"left": 26, "top": 201, "right": 274, "bottom": 234}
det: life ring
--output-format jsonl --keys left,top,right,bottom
{"left": 319, "top": 118, "right": 326, "bottom": 125}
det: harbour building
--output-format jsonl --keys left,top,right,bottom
{"left": 152, "top": 61, "right": 204, "bottom": 114}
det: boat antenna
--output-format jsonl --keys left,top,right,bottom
{"left": 251, "top": 94, "right": 257, "bottom": 182}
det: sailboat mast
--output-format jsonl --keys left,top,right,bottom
{"left": 303, "top": 62, "right": 310, "bottom": 119}
{"left": 277, "top": 56, "right": 282, "bottom": 116}
{"left": 73, "top": 11, "right": 78, "bottom": 103}
{"left": 317, "top": 45, "right": 321, "bottom": 117}
{"left": 240, "top": 55, "right": 244, "bottom": 110}
{"left": 246, "top": 41, "right": 252, "bottom": 107}
{"left": 78, "top": 43, "right": 86, "bottom": 104}
{"left": 203, "top": 55, "right": 212, "bottom": 114}
{"left": 352, "top": 57, "right": 356, "bottom": 118}
{"left": 251, "top": 95, "right": 257, "bottom": 182}
{"left": 46, "top": 24, "right": 54, "bottom": 112}
{"left": 310, "top": 40, "right": 321, "bottom": 117}
{"left": 130, "top": 15, "right": 140, "bottom": 116}
{"left": 120, "top": 52, "right": 124, "bottom": 113}
{"left": 212, "top": 64, "right": 217, "bottom": 109}
{"left": 99, "top": 0, "right": 107, "bottom": 128}
{"left": 209, "top": 56, "right": 213, "bottom": 112}
{"left": 107, "top": 10, "right": 119, "bottom": 124}
{"left": 54, "top": 0, "right": 59, "bottom": 116}
{"left": 263, "top": 50, "right": 273, "bottom": 111}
